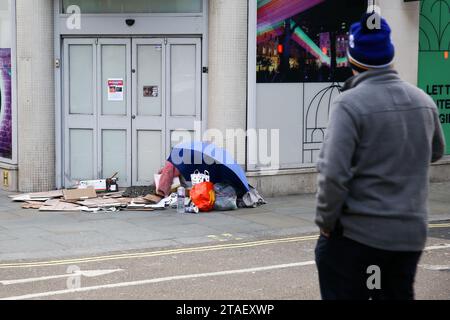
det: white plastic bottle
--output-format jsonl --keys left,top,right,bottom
{"left": 177, "top": 186, "right": 186, "bottom": 214}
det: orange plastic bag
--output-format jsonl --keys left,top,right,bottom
{"left": 190, "top": 181, "right": 215, "bottom": 212}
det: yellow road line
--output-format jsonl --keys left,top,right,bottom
{"left": 0, "top": 235, "right": 319, "bottom": 269}
{"left": 429, "top": 223, "right": 450, "bottom": 228}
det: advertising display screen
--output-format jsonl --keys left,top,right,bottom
{"left": 253, "top": 0, "right": 367, "bottom": 168}
{"left": 257, "top": 0, "right": 366, "bottom": 83}
{"left": 0, "top": 0, "right": 13, "bottom": 160}
{"left": 0, "top": 48, "right": 11, "bottom": 159}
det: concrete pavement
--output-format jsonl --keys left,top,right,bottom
{"left": 0, "top": 182, "right": 449, "bottom": 262}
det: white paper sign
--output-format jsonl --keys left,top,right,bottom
{"left": 107, "top": 79, "right": 124, "bottom": 101}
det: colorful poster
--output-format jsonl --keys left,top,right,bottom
{"left": 107, "top": 79, "right": 124, "bottom": 101}
{"left": 418, "top": 0, "right": 450, "bottom": 155}
{"left": 256, "top": 0, "right": 365, "bottom": 83}
{"left": 0, "top": 48, "right": 12, "bottom": 159}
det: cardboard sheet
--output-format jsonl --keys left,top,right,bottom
{"left": 22, "top": 201, "right": 46, "bottom": 209}
{"left": 63, "top": 188, "right": 97, "bottom": 201}
{"left": 39, "top": 201, "right": 82, "bottom": 212}
{"left": 10, "top": 190, "right": 64, "bottom": 201}
{"left": 143, "top": 194, "right": 163, "bottom": 204}
{"left": 12, "top": 195, "right": 50, "bottom": 202}
{"left": 77, "top": 198, "right": 122, "bottom": 208}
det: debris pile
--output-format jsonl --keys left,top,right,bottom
{"left": 9, "top": 186, "right": 169, "bottom": 213}
{"left": 10, "top": 141, "right": 268, "bottom": 214}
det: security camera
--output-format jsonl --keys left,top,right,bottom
{"left": 126, "top": 19, "right": 135, "bottom": 27}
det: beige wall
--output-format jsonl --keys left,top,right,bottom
{"left": 16, "top": 0, "right": 55, "bottom": 192}
{"left": 207, "top": 0, "right": 248, "bottom": 164}
{"left": 379, "top": 0, "right": 420, "bottom": 85}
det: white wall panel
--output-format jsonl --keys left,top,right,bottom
{"left": 256, "top": 83, "right": 303, "bottom": 169}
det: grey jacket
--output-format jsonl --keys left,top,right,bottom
{"left": 315, "top": 68, "right": 445, "bottom": 252}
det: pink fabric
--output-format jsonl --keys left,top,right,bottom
{"left": 157, "top": 162, "right": 180, "bottom": 197}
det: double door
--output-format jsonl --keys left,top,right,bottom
{"left": 63, "top": 38, "right": 201, "bottom": 187}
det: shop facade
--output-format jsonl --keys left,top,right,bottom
{"left": 1, "top": 0, "right": 449, "bottom": 195}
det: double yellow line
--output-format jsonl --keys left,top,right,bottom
{"left": 0, "top": 235, "right": 319, "bottom": 269}
{"left": 1, "top": 222, "right": 448, "bottom": 270}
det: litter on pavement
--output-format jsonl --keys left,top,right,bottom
{"left": 10, "top": 141, "right": 266, "bottom": 214}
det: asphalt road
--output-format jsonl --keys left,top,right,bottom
{"left": 0, "top": 223, "right": 449, "bottom": 300}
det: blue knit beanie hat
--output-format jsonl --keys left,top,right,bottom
{"left": 348, "top": 13, "right": 395, "bottom": 71}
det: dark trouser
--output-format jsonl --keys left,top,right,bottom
{"left": 315, "top": 231, "right": 422, "bottom": 300}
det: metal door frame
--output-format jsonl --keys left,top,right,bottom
{"left": 63, "top": 38, "right": 98, "bottom": 187}
{"left": 62, "top": 36, "right": 202, "bottom": 187}
{"left": 97, "top": 38, "right": 132, "bottom": 186}
{"left": 131, "top": 38, "right": 167, "bottom": 186}
{"left": 165, "top": 38, "right": 202, "bottom": 156}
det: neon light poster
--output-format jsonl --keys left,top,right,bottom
{"left": 0, "top": 48, "right": 12, "bottom": 159}
{"left": 256, "top": 0, "right": 366, "bottom": 83}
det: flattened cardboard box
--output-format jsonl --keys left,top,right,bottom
{"left": 63, "top": 187, "right": 97, "bottom": 201}
{"left": 39, "top": 202, "right": 82, "bottom": 212}
{"left": 143, "top": 194, "right": 163, "bottom": 204}
{"left": 77, "top": 197, "right": 121, "bottom": 208}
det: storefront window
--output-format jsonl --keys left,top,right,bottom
{"left": 62, "top": 0, "right": 203, "bottom": 14}
{"left": 252, "top": 0, "right": 365, "bottom": 169}
{"left": 0, "top": 0, "right": 13, "bottom": 160}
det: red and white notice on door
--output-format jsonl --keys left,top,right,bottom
{"left": 107, "top": 79, "right": 124, "bottom": 101}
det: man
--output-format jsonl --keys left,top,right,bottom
{"left": 314, "top": 13, "right": 445, "bottom": 300}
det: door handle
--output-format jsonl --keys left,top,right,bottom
{"left": 131, "top": 115, "right": 136, "bottom": 120}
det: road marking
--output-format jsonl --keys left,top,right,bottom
{"left": 1, "top": 261, "right": 316, "bottom": 300}
{"left": 0, "top": 269, "right": 122, "bottom": 286}
{"left": 424, "top": 243, "right": 450, "bottom": 251}
{"left": 419, "top": 264, "right": 450, "bottom": 271}
{"left": 0, "top": 222, "right": 447, "bottom": 270}
{"left": 207, "top": 233, "right": 241, "bottom": 242}
{"left": 0, "top": 235, "right": 319, "bottom": 269}
{"left": 207, "top": 235, "right": 227, "bottom": 242}
{"left": 429, "top": 223, "right": 450, "bottom": 228}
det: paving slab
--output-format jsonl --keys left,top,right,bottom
{"left": 236, "top": 212, "right": 312, "bottom": 229}
{"left": 41, "top": 230, "right": 129, "bottom": 249}
{"left": 147, "top": 223, "right": 222, "bottom": 238}
{"left": 3, "top": 226, "right": 54, "bottom": 239}
{"left": 0, "top": 236, "right": 67, "bottom": 254}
